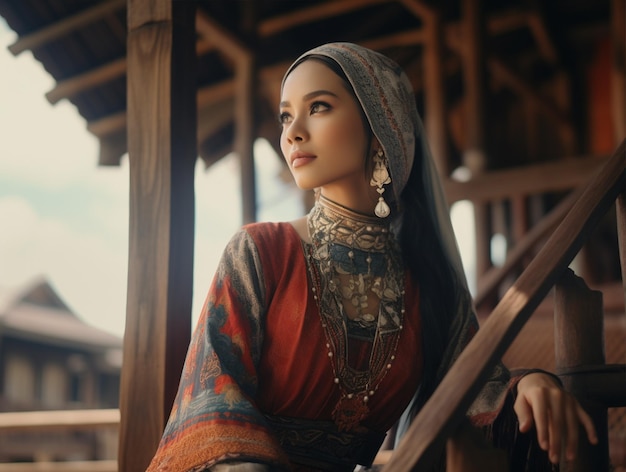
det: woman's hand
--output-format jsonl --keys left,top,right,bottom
{"left": 514, "top": 372, "right": 598, "bottom": 464}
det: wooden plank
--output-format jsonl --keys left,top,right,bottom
{"left": 0, "top": 409, "right": 119, "bottom": 432}
{"left": 444, "top": 156, "right": 607, "bottom": 204}
{"left": 8, "top": 0, "right": 126, "bottom": 55}
{"left": 383, "top": 139, "right": 626, "bottom": 471}
{"left": 0, "top": 461, "right": 117, "bottom": 472}
{"left": 120, "top": 1, "right": 196, "bottom": 471}
{"left": 258, "top": 0, "right": 390, "bottom": 37}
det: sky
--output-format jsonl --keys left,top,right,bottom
{"left": 0, "top": 18, "right": 475, "bottom": 339}
{"left": 0, "top": 19, "right": 303, "bottom": 338}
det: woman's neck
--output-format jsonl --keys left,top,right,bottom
{"left": 318, "top": 186, "right": 380, "bottom": 217}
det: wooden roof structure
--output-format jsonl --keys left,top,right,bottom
{"left": 0, "top": 1, "right": 624, "bottom": 471}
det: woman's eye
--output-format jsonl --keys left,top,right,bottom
{"left": 310, "top": 101, "right": 330, "bottom": 114}
{"left": 278, "top": 112, "right": 292, "bottom": 124}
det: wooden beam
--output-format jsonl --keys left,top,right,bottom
{"left": 88, "top": 112, "right": 126, "bottom": 138}
{"left": 488, "top": 58, "right": 572, "bottom": 129}
{"left": 461, "top": 0, "right": 491, "bottom": 279}
{"left": 397, "top": 0, "right": 436, "bottom": 22}
{"left": 0, "top": 462, "right": 117, "bottom": 472}
{"left": 195, "top": 10, "right": 247, "bottom": 62}
{"left": 195, "top": 10, "right": 257, "bottom": 223}
{"left": 446, "top": 9, "right": 531, "bottom": 52}
{"left": 8, "top": 0, "right": 126, "bottom": 55}
{"left": 361, "top": 29, "right": 427, "bottom": 50}
{"left": 197, "top": 98, "right": 235, "bottom": 142}
{"left": 422, "top": 12, "right": 449, "bottom": 175}
{"left": 88, "top": 77, "right": 237, "bottom": 139}
{"left": 47, "top": 57, "right": 127, "bottom": 105}
{"left": 612, "top": 0, "right": 626, "bottom": 143}
{"left": 383, "top": 139, "right": 626, "bottom": 471}
{"left": 474, "top": 188, "right": 580, "bottom": 309}
{"left": 46, "top": 39, "right": 214, "bottom": 105}
{"left": 98, "top": 132, "right": 126, "bottom": 166}
{"left": 0, "top": 409, "right": 119, "bottom": 432}
{"left": 526, "top": 11, "right": 558, "bottom": 64}
{"left": 617, "top": 188, "right": 626, "bottom": 311}
{"left": 235, "top": 55, "right": 257, "bottom": 224}
{"left": 119, "top": 1, "right": 196, "bottom": 471}
{"left": 443, "top": 156, "right": 606, "bottom": 204}
{"left": 258, "top": 0, "right": 391, "bottom": 37}
{"left": 86, "top": 20, "right": 431, "bottom": 143}
{"left": 197, "top": 80, "right": 236, "bottom": 108}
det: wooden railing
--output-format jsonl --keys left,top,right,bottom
{"left": 0, "top": 148, "right": 622, "bottom": 471}
{"left": 383, "top": 139, "right": 626, "bottom": 471}
{"left": 0, "top": 409, "right": 119, "bottom": 472}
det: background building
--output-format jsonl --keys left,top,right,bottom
{"left": 0, "top": 277, "right": 121, "bottom": 462}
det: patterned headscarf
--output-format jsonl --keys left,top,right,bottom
{"left": 282, "top": 42, "right": 468, "bottom": 286}
{"left": 282, "top": 42, "right": 417, "bottom": 202}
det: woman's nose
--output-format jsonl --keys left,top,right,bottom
{"left": 285, "top": 117, "right": 308, "bottom": 144}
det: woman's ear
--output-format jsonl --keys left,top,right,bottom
{"left": 370, "top": 136, "right": 382, "bottom": 154}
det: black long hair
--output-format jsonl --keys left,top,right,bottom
{"left": 399, "top": 144, "right": 464, "bottom": 414}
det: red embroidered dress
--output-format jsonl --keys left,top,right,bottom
{"left": 147, "top": 221, "right": 424, "bottom": 471}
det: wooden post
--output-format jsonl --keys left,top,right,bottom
{"left": 195, "top": 12, "right": 257, "bottom": 224}
{"left": 554, "top": 269, "right": 609, "bottom": 472}
{"left": 461, "top": 0, "right": 492, "bottom": 279}
{"left": 120, "top": 1, "right": 196, "bottom": 471}
{"left": 612, "top": 0, "right": 626, "bottom": 143}
{"left": 236, "top": 54, "right": 257, "bottom": 224}
{"left": 617, "top": 189, "right": 626, "bottom": 309}
{"left": 423, "top": 10, "right": 449, "bottom": 176}
{"left": 446, "top": 419, "right": 509, "bottom": 472}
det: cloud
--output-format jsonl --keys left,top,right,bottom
{"left": 0, "top": 196, "right": 128, "bottom": 336}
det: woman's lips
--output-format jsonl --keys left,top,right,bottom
{"left": 290, "top": 151, "right": 316, "bottom": 168}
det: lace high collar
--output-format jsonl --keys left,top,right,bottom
{"left": 307, "top": 195, "right": 393, "bottom": 252}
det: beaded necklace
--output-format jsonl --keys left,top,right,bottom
{"left": 306, "top": 195, "right": 405, "bottom": 431}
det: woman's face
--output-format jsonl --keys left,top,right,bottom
{"left": 280, "top": 59, "right": 375, "bottom": 208}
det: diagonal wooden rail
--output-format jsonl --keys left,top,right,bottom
{"left": 383, "top": 139, "right": 626, "bottom": 471}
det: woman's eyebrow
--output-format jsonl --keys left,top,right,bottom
{"left": 279, "top": 89, "right": 339, "bottom": 108}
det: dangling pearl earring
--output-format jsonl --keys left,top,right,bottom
{"left": 370, "top": 148, "right": 392, "bottom": 218}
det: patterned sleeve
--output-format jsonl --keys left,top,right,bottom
{"left": 441, "top": 289, "right": 511, "bottom": 421}
{"left": 146, "top": 229, "right": 291, "bottom": 472}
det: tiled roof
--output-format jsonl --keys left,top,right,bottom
{"left": 0, "top": 278, "right": 122, "bottom": 352}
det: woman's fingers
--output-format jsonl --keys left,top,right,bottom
{"left": 513, "top": 392, "right": 534, "bottom": 433}
{"left": 514, "top": 373, "right": 599, "bottom": 465}
{"left": 576, "top": 401, "right": 598, "bottom": 445}
{"left": 545, "top": 390, "right": 565, "bottom": 464}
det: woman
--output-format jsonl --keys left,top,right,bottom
{"left": 147, "top": 43, "right": 596, "bottom": 472}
